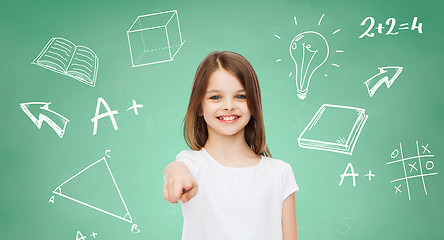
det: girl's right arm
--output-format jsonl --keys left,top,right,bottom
{"left": 163, "top": 162, "right": 198, "bottom": 204}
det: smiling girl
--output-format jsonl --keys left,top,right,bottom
{"left": 163, "top": 51, "right": 298, "bottom": 240}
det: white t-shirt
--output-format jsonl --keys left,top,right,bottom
{"left": 176, "top": 148, "right": 299, "bottom": 240}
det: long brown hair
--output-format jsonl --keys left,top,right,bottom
{"left": 183, "top": 51, "right": 271, "bottom": 157}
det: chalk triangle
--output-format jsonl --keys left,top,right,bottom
{"left": 53, "top": 157, "right": 132, "bottom": 223}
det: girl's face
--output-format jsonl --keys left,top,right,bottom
{"left": 201, "top": 69, "right": 251, "bottom": 140}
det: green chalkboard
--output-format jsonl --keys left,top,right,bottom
{"left": 2, "top": 0, "right": 443, "bottom": 239}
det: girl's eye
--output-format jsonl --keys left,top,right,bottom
{"left": 236, "top": 95, "right": 246, "bottom": 99}
{"left": 210, "top": 96, "right": 221, "bottom": 100}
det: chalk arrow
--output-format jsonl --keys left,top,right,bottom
{"left": 19, "top": 102, "right": 70, "bottom": 138}
{"left": 364, "top": 66, "right": 403, "bottom": 97}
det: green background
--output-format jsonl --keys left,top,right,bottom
{"left": 1, "top": 0, "right": 443, "bottom": 239}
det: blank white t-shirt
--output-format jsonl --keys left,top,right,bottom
{"left": 176, "top": 148, "right": 298, "bottom": 240}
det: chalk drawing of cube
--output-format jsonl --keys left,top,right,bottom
{"left": 127, "top": 10, "right": 185, "bottom": 67}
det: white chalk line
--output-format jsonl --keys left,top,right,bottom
{"left": 387, "top": 154, "right": 435, "bottom": 165}
{"left": 318, "top": 14, "right": 325, "bottom": 25}
{"left": 48, "top": 51, "right": 68, "bottom": 62}
{"left": 74, "top": 58, "right": 93, "bottom": 68}
{"left": 390, "top": 172, "right": 438, "bottom": 183}
{"left": 51, "top": 46, "right": 70, "bottom": 56}
{"left": 44, "top": 55, "right": 67, "bottom": 69}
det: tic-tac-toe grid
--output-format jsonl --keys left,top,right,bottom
{"left": 386, "top": 141, "right": 438, "bottom": 200}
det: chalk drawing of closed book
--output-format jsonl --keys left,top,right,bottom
{"left": 298, "top": 104, "right": 368, "bottom": 155}
{"left": 32, "top": 37, "right": 98, "bottom": 87}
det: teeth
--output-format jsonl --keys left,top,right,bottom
{"left": 219, "top": 116, "right": 238, "bottom": 121}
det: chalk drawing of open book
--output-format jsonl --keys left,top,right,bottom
{"left": 298, "top": 104, "right": 368, "bottom": 155}
{"left": 32, "top": 37, "right": 98, "bottom": 87}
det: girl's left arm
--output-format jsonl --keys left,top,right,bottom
{"left": 282, "top": 193, "right": 297, "bottom": 240}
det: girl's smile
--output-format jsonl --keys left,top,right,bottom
{"left": 216, "top": 114, "right": 240, "bottom": 123}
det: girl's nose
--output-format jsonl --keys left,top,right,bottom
{"left": 223, "top": 99, "right": 235, "bottom": 111}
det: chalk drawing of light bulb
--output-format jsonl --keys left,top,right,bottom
{"left": 290, "top": 31, "right": 329, "bottom": 100}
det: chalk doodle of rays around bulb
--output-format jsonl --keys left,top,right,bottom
{"left": 290, "top": 31, "right": 329, "bottom": 100}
